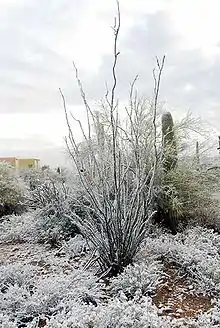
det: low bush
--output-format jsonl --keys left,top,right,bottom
{"left": 109, "top": 261, "right": 163, "bottom": 300}
{"left": 0, "top": 263, "right": 103, "bottom": 326}
{"left": 144, "top": 226, "right": 220, "bottom": 294}
{"left": 0, "top": 163, "right": 25, "bottom": 218}
{"left": 156, "top": 161, "right": 220, "bottom": 233}
{"left": 0, "top": 210, "right": 80, "bottom": 247}
{"left": 20, "top": 168, "right": 81, "bottom": 245}
{"left": 0, "top": 212, "right": 36, "bottom": 244}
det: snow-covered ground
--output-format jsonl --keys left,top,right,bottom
{"left": 0, "top": 214, "right": 220, "bottom": 328}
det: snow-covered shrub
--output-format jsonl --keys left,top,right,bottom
{"left": 92, "top": 297, "right": 175, "bottom": 328}
{"left": 0, "top": 264, "right": 103, "bottom": 325}
{"left": 61, "top": 234, "right": 88, "bottom": 258}
{"left": 44, "top": 297, "right": 220, "bottom": 328}
{"left": 33, "top": 208, "right": 80, "bottom": 247}
{"left": 23, "top": 271, "right": 102, "bottom": 318}
{"left": 20, "top": 168, "right": 80, "bottom": 244}
{"left": 44, "top": 297, "right": 175, "bottom": 328}
{"left": 159, "top": 162, "right": 220, "bottom": 230}
{"left": 144, "top": 226, "right": 220, "bottom": 294}
{"left": 109, "top": 260, "right": 163, "bottom": 299}
{"left": 0, "top": 263, "right": 35, "bottom": 291}
{"left": 0, "top": 162, "right": 25, "bottom": 218}
{"left": 21, "top": 168, "right": 71, "bottom": 210}
{"left": 44, "top": 302, "right": 96, "bottom": 328}
{"left": 0, "top": 314, "right": 17, "bottom": 328}
{"left": 0, "top": 209, "right": 82, "bottom": 246}
{"left": 0, "top": 263, "right": 36, "bottom": 317}
{"left": 62, "top": 57, "right": 166, "bottom": 276}
{"left": 0, "top": 212, "right": 37, "bottom": 243}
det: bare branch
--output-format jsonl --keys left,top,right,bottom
{"left": 72, "top": 61, "right": 94, "bottom": 140}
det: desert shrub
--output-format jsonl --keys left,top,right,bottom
{"left": 21, "top": 168, "right": 71, "bottom": 209}
{"left": 108, "top": 261, "right": 163, "bottom": 299}
{"left": 144, "top": 226, "right": 220, "bottom": 294}
{"left": 20, "top": 168, "right": 81, "bottom": 244}
{"left": 0, "top": 163, "right": 25, "bottom": 218}
{"left": 61, "top": 234, "right": 88, "bottom": 259}
{"left": 0, "top": 209, "right": 81, "bottom": 246}
{"left": 0, "top": 212, "right": 37, "bottom": 244}
{"left": 0, "top": 264, "right": 103, "bottom": 326}
{"left": 0, "top": 263, "right": 35, "bottom": 291}
{"left": 33, "top": 209, "right": 80, "bottom": 247}
{"left": 44, "top": 296, "right": 220, "bottom": 328}
{"left": 40, "top": 297, "right": 173, "bottom": 328}
{"left": 154, "top": 110, "right": 220, "bottom": 233}
{"left": 93, "top": 298, "right": 174, "bottom": 328}
{"left": 156, "top": 160, "right": 220, "bottom": 232}
{"left": 64, "top": 92, "right": 165, "bottom": 275}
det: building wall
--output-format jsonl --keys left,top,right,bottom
{"left": 17, "top": 158, "right": 40, "bottom": 168}
{"left": 0, "top": 157, "right": 40, "bottom": 169}
{"left": 0, "top": 157, "right": 19, "bottom": 167}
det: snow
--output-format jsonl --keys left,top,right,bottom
{"left": 0, "top": 218, "right": 220, "bottom": 327}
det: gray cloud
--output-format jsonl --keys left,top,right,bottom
{"left": 0, "top": 0, "right": 89, "bottom": 113}
{"left": 0, "top": 0, "right": 220, "bottom": 162}
{"left": 0, "top": 136, "right": 68, "bottom": 167}
{"left": 77, "top": 10, "right": 220, "bottom": 133}
{"left": 1, "top": 1, "right": 220, "bottom": 122}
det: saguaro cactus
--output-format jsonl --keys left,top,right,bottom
{"left": 162, "top": 111, "right": 177, "bottom": 172}
{"left": 159, "top": 111, "right": 178, "bottom": 233}
{"left": 195, "top": 141, "right": 200, "bottom": 168}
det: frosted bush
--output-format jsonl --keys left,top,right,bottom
{"left": 33, "top": 206, "right": 79, "bottom": 245}
{"left": 61, "top": 234, "right": 88, "bottom": 258}
{"left": 94, "top": 297, "right": 177, "bottom": 328}
{"left": 0, "top": 265, "right": 103, "bottom": 325}
{"left": 109, "top": 260, "right": 163, "bottom": 299}
{"left": 20, "top": 168, "right": 81, "bottom": 244}
{"left": 0, "top": 210, "right": 59, "bottom": 244}
{"left": 21, "top": 168, "right": 71, "bottom": 209}
{"left": 44, "top": 302, "right": 96, "bottom": 328}
{"left": 44, "top": 298, "right": 175, "bottom": 328}
{"left": 0, "top": 208, "right": 80, "bottom": 246}
{"left": 0, "top": 314, "right": 17, "bottom": 328}
{"left": 0, "top": 162, "right": 26, "bottom": 217}
{"left": 24, "top": 269, "right": 103, "bottom": 315}
{"left": 0, "top": 263, "right": 35, "bottom": 290}
{"left": 0, "top": 263, "right": 36, "bottom": 320}
{"left": 143, "top": 226, "right": 220, "bottom": 293}
{"left": 1, "top": 284, "right": 31, "bottom": 315}
{"left": 0, "top": 212, "right": 37, "bottom": 243}
{"left": 0, "top": 162, "right": 23, "bottom": 205}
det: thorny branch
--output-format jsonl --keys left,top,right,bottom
{"left": 109, "top": 0, "right": 121, "bottom": 194}
{"left": 147, "top": 55, "right": 166, "bottom": 203}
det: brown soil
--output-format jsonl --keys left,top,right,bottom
{"left": 153, "top": 262, "right": 212, "bottom": 319}
{"left": 0, "top": 242, "right": 88, "bottom": 277}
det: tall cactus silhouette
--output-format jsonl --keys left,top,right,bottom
{"left": 195, "top": 141, "right": 200, "bottom": 169}
{"left": 159, "top": 111, "right": 178, "bottom": 234}
{"left": 162, "top": 111, "right": 177, "bottom": 172}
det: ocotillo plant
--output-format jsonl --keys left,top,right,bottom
{"left": 162, "top": 111, "right": 178, "bottom": 172}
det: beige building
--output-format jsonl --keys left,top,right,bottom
{"left": 0, "top": 157, "right": 40, "bottom": 169}
{"left": 0, "top": 157, "right": 18, "bottom": 167}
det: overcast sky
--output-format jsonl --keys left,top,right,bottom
{"left": 1, "top": 0, "right": 220, "bottom": 166}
